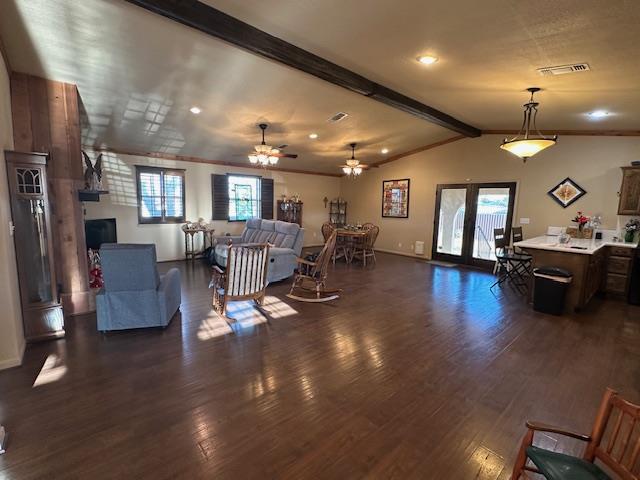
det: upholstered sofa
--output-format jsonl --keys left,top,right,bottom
{"left": 96, "top": 244, "right": 181, "bottom": 331}
{"left": 213, "top": 219, "right": 304, "bottom": 283}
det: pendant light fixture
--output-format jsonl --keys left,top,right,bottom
{"left": 500, "top": 87, "right": 557, "bottom": 162}
{"left": 341, "top": 143, "right": 366, "bottom": 178}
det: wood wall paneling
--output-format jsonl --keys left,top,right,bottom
{"left": 9, "top": 72, "right": 92, "bottom": 315}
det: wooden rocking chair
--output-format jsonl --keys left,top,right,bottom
{"left": 210, "top": 243, "right": 270, "bottom": 322}
{"left": 287, "top": 230, "right": 341, "bottom": 302}
{"left": 511, "top": 387, "right": 640, "bottom": 480}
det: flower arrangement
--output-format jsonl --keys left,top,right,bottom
{"left": 625, "top": 218, "right": 640, "bottom": 243}
{"left": 571, "top": 211, "right": 590, "bottom": 231}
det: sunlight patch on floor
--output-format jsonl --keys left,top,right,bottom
{"left": 32, "top": 354, "right": 67, "bottom": 388}
{"left": 196, "top": 296, "right": 298, "bottom": 341}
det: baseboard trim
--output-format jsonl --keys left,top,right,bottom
{"left": 374, "top": 248, "right": 429, "bottom": 260}
{"left": 0, "top": 341, "right": 26, "bottom": 371}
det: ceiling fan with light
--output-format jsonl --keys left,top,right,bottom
{"left": 246, "top": 123, "right": 298, "bottom": 167}
{"left": 341, "top": 143, "right": 368, "bottom": 178}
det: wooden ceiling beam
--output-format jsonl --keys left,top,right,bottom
{"left": 123, "top": 0, "right": 481, "bottom": 138}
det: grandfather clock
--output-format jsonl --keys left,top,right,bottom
{"left": 5, "top": 151, "right": 64, "bottom": 341}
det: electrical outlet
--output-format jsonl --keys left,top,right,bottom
{"left": 313, "top": 231, "right": 317, "bottom": 238}
{"left": 410, "top": 243, "right": 414, "bottom": 250}
{"left": 398, "top": 242, "right": 402, "bottom": 248}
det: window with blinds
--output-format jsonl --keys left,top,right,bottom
{"left": 136, "top": 166, "right": 185, "bottom": 224}
{"left": 228, "top": 175, "right": 260, "bottom": 221}
{"left": 211, "top": 174, "right": 274, "bottom": 221}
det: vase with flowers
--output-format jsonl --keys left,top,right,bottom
{"left": 624, "top": 218, "right": 640, "bottom": 243}
{"left": 571, "top": 211, "right": 590, "bottom": 238}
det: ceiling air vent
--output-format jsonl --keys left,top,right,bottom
{"left": 328, "top": 112, "right": 349, "bottom": 123}
{"left": 537, "top": 63, "right": 591, "bottom": 76}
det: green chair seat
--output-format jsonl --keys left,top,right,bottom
{"left": 526, "top": 446, "right": 611, "bottom": 480}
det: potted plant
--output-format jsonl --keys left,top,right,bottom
{"left": 571, "top": 211, "right": 590, "bottom": 238}
{"left": 624, "top": 218, "right": 640, "bottom": 243}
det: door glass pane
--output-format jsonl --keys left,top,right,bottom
{"left": 436, "top": 188, "right": 467, "bottom": 256}
{"left": 14, "top": 198, "right": 53, "bottom": 303}
{"left": 473, "top": 188, "right": 510, "bottom": 260}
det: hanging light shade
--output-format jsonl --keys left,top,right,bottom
{"left": 500, "top": 87, "right": 557, "bottom": 162}
{"left": 340, "top": 143, "right": 366, "bottom": 178}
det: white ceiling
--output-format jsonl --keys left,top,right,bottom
{"left": 1, "top": 0, "right": 639, "bottom": 173}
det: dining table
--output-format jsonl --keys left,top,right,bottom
{"left": 336, "top": 227, "right": 368, "bottom": 264}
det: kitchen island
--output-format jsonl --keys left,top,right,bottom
{"left": 515, "top": 235, "right": 638, "bottom": 312}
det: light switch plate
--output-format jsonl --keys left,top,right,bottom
{"left": 519, "top": 218, "right": 530, "bottom": 225}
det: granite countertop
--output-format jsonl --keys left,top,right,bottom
{"left": 514, "top": 235, "right": 639, "bottom": 255}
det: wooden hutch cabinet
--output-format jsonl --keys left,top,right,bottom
{"left": 618, "top": 166, "right": 640, "bottom": 215}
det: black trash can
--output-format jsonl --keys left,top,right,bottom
{"left": 533, "top": 267, "right": 573, "bottom": 315}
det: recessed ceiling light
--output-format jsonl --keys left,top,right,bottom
{"left": 381, "top": 148, "right": 389, "bottom": 154}
{"left": 309, "top": 133, "right": 318, "bottom": 139}
{"left": 587, "top": 110, "right": 609, "bottom": 119}
{"left": 190, "top": 106, "right": 201, "bottom": 114}
{"left": 417, "top": 55, "right": 438, "bottom": 65}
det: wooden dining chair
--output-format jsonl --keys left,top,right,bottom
{"left": 511, "top": 387, "right": 640, "bottom": 480}
{"left": 353, "top": 225, "right": 379, "bottom": 267}
{"left": 209, "top": 243, "right": 270, "bottom": 323}
{"left": 321, "top": 222, "right": 334, "bottom": 242}
{"left": 287, "top": 231, "right": 341, "bottom": 302}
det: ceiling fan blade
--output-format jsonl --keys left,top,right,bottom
{"left": 272, "top": 153, "right": 297, "bottom": 158}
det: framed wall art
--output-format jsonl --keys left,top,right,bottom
{"left": 547, "top": 177, "right": 586, "bottom": 208}
{"left": 382, "top": 179, "right": 410, "bottom": 218}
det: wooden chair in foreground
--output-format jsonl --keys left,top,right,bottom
{"left": 210, "top": 243, "right": 270, "bottom": 322}
{"left": 511, "top": 388, "right": 640, "bottom": 480}
{"left": 287, "top": 231, "right": 341, "bottom": 302}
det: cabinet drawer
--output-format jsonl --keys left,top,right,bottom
{"left": 609, "top": 246, "right": 634, "bottom": 257}
{"left": 608, "top": 255, "right": 631, "bottom": 275}
{"left": 606, "top": 273, "right": 628, "bottom": 294}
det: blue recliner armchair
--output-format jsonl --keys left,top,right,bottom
{"left": 96, "top": 244, "right": 181, "bottom": 331}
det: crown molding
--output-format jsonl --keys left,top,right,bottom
{"left": 483, "top": 129, "right": 640, "bottom": 137}
{"left": 370, "top": 135, "right": 466, "bottom": 167}
{"left": 84, "top": 147, "right": 343, "bottom": 178}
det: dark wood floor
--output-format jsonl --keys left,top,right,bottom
{"left": 0, "top": 253, "right": 638, "bottom": 479}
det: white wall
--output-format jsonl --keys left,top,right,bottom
{"left": 84, "top": 152, "right": 341, "bottom": 261}
{"left": 342, "top": 135, "right": 640, "bottom": 258}
{"left": 0, "top": 53, "right": 25, "bottom": 370}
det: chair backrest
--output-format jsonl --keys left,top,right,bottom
{"left": 362, "top": 222, "right": 375, "bottom": 230}
{"left": 311, "top": 231, "right": 337, "bottom": 281}
{"left": 321, "top": 222, "right": 335, "bottom": 242}
{"left": 494, "top": 228, "right": 509, "bottom": 251}
{"left": 365, "top": 225, "right": 379, "bottom": 249}
{"left": 224, "top": 243, "right": 270, "bottom": 297}
{"left": 100, "top": 243, "right": 160, "bottom": 292}
{"left": 584, "top": 388, "right": 640, "bottom": 480}
{"left": 512, "top": 226, "right": 524, "bottom": 243}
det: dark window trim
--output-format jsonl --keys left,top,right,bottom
{"left": 136, "top": 165, "right": 186, "bottom": 225}
{"left": 226, "top": 173, "right": 262, "bottom": 222}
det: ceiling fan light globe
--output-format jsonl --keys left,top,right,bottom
{"left": 248, "top": 155, "right": 259, "bottom": 164}
{"left": 268, "top": 156, "right": 278, "bottom": 165}
{"left": 342, "top": 166, "right": 352, "bottom": 175}
{"left": 353, "top": 167, "right": 363, "bottom": 175}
